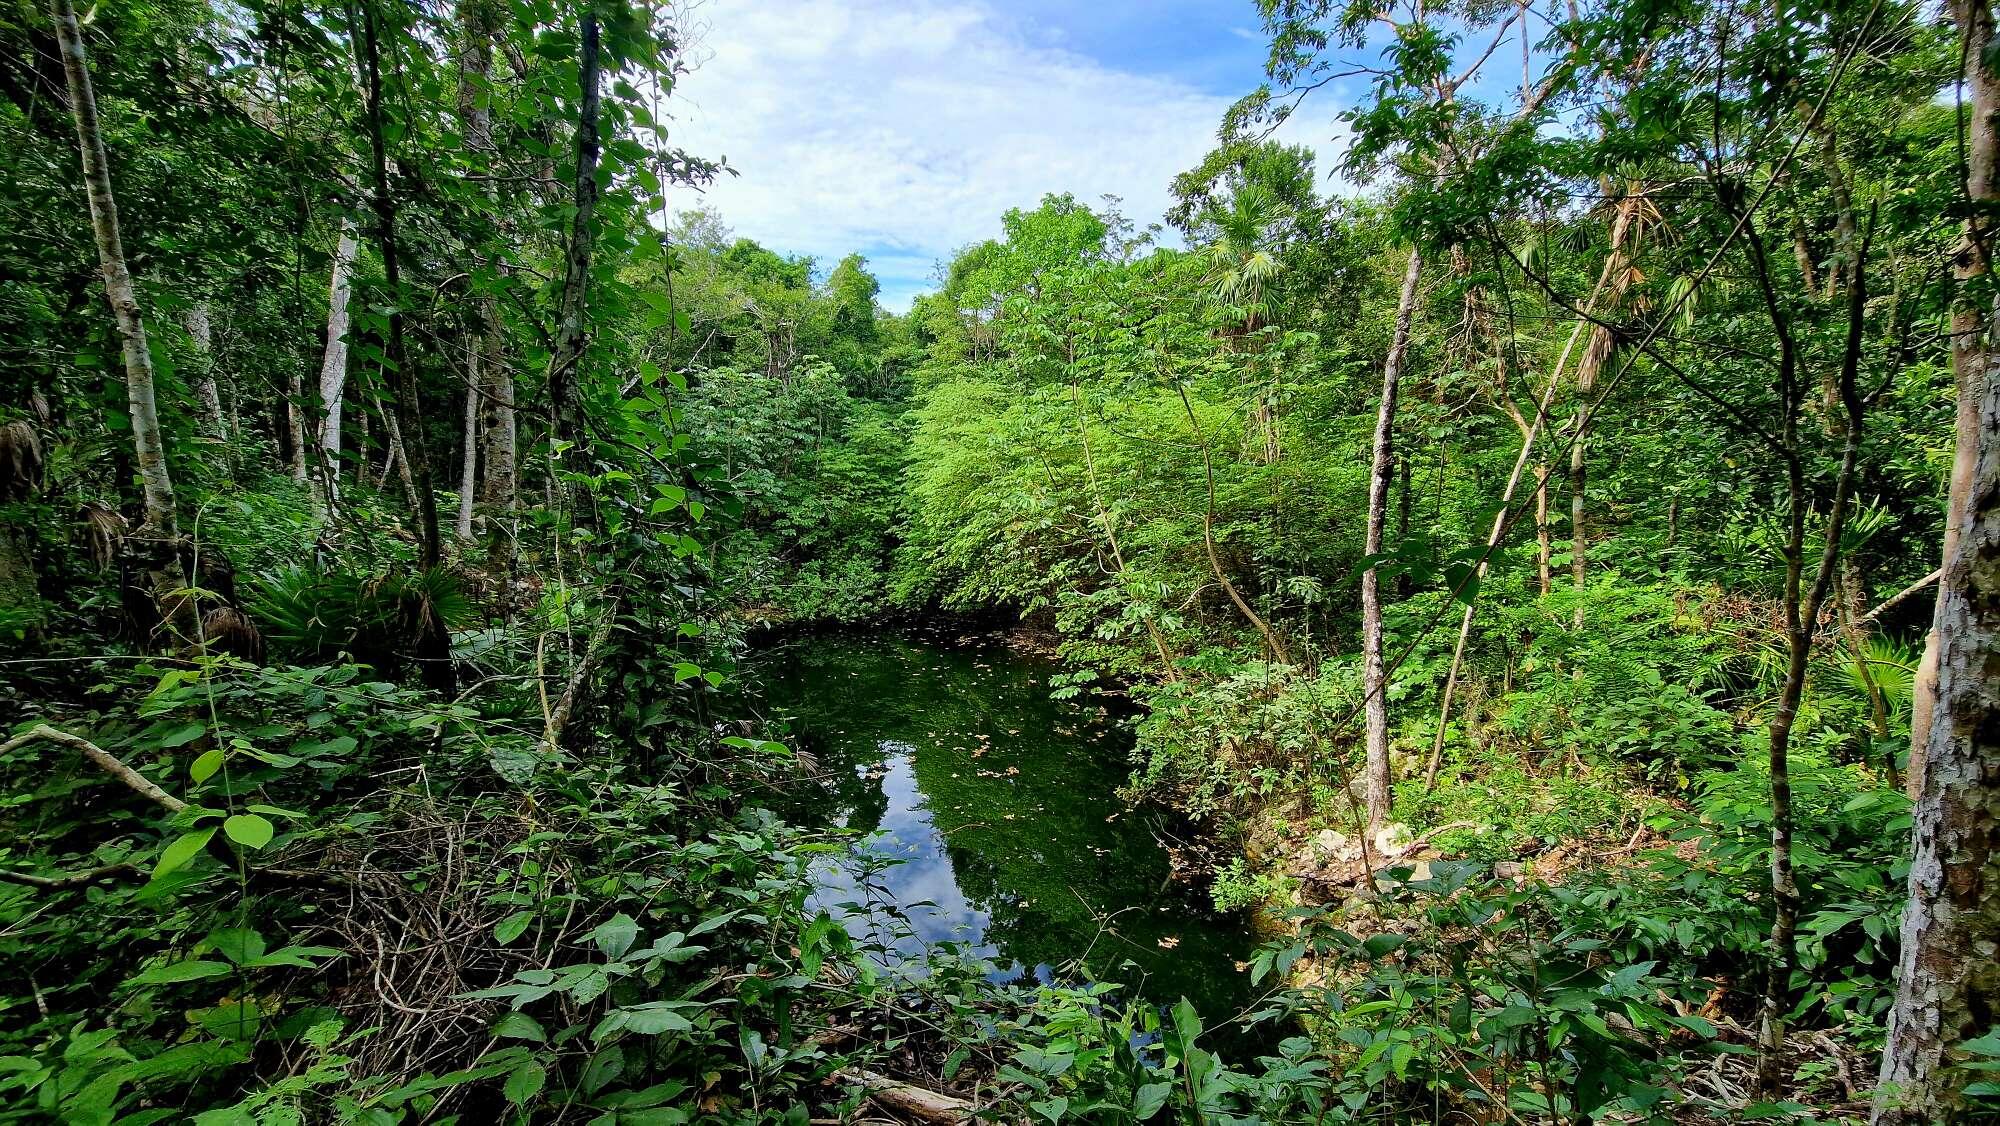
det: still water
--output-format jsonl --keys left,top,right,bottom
{"left": 761, "top": 629, "right": 1257, "bottom": 1025}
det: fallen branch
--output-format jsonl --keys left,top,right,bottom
{"left": 0, "top": 860, "right": 144, "bottom": 890}
{"left": 1392, "top": 820, "right": 1480, "bottom": 858}
{"left": 836, "top": 1069, "right": 974, "bottom": 1123}
{"left": 1854, "top": 567, "right": 1941, "bottom": 627}
{"left": 0, "top": 724, "right": 186, "bottom": 812}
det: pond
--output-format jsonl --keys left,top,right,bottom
{"left": 759, "top": 628, "right": 1259, "bottom": 1029}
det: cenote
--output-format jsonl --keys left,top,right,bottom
{"left": 757, "top": 628, "right": 1261, "bottom": 1031}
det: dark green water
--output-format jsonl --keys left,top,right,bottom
{"left": 760, "top": 629, "right": 1258, "bottom": 1025}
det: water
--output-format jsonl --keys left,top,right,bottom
{"left": 759, "top": 628, "right": 1258, "bottom": 1027}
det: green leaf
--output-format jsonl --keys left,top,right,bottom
{"left": 1133, "top": 1082, "right": 1172, "bottom": 1120}
{"left": 503, "top": 1062, "right": 546, "bottom": 1106}
{"left": 592, "top": 913, "right": 640, "bottom": 957}
{"left": 155, "top": 827, "right": 216, "bottom": 878}
{"left": 128, "top": 960, "right": 232, "bottom": 986}
{"left": 494, "top": 910, "right": 534, "bottom": 945}
{"left": 189, "top": 748, "right": 225, "bottom": 783}
{"left": 223, "top": 814, "right": 274, "bottom": 850}
{"left": 207, "top": 927, "right": 267, "bottom": 966}
{"left": 492, "top": 1011, "right": 546, "bottom": 1044}
{"left": 197, "top": 999, "right": 261, "bottom": 1040}
{"left": 615, "top": 1003, "right": 694, "bottom": 1036}
{"left": 582, "top": 1045, "right": 624, "bottom": 1094}
{"left": 158, "top": 723, "right": 206, "bottom": 748}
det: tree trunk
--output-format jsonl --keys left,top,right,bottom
{"left": 355, "top": 0, "right": 441, "bottom": 569}
{"left": 1912, "top": 0, "right": 1999, "bottom": 804}
{"left": 1568, "top": 194, "right": 1639, "bottom": 625}
{"left": 546, "top": 8, "right": 602, "bottom": 456}
{"left": 456, "top": 350, "right": 478, "bottom": 542}
{"left": 52, "top": 0, "right": 191, "bottom": 638}
{"left": 456, "top": 0, "right": 516, "bottom": 542}
{"left": 1363, "top": 248, "right": 1421, "bottom": 830}
{"left": 1873, "top": 319, "right": 1999, "bottom": 1123}
{"left": 1874, "top": 1, "right": 2000, "bottom": 1115}
{"left": 183, "top": 302, "right": 226, "bottom": 440}
{"left": 1746, "top": 199, "right": 1867, "bottom": 1099}
{"left": 1534, "top": 462, "right": 1552, "bottom": 596}
{"left": 316, "top": 219, "right": 359, "bottom": 496}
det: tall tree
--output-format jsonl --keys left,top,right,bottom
{"left": 316, "top": 219, "right": 359, "bottom": 496}
{"left": 1874, "top": 0, "right": 2000, "bottom": 1116}
{"left": 547, "top": 5, "right": 603, "bottom": 457}
{"left": 353, "top": 0, "right": 441, "bottom": 569}
{"left": 52, "top": 0, "right": 190, "bottom": 636}
{"left": 1362, "top": 248, "right": 1421, "bottom": 829}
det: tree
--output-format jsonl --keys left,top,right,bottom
{"left": 1362, "top": 249, "right": 1420, "bottom": 829}
{"left": 1874, "top": 0, "right": 2000, "bottom": 1116}
{"left": 352, "top": 0, "right": 441, "bottom": 569}
{"left": 52, "top": 0, "right": 190, "bottom": 638}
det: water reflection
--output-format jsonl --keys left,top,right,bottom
{"left": 763, "top": 631, "right": 1255, "bottom": 1022}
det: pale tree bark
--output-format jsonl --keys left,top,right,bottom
{"left": 456, "top": 0, "right": 516, "bottom": 538}
{"left": 1362, "top": 248, "right": 1421, "bottom": 829}
{"left": 53, "top": 0, "right": 191, "bottom": 637}
{"left": 182, "top": 302, "right": 226, "bottom": 440}
{"left": 1873, "top": 0, "right": 2000, "bottom": 1117}
{"left": 316, "top": 219, "right": 360, "bottom": 493}
{"left": 1911, "top": 0, "right": 1999, "bottom": 803}
{"left": 456, "top": 350, "right": 478, "bottom": 542}
{"left": 1873, "top": 321, "right": 2000, "bottom": 1123}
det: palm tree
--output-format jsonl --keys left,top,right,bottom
{"left": 1202, "top": 184, "right": 1286, "bottom": 462}
{"left": 1202, "top": 183, "right": 1284, "bottom": 334}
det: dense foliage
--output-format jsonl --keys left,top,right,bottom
{"left": 1, "top": 0, "right": 1995, "bottom": 1120}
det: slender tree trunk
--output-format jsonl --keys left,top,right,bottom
{"left": 456, "top": 0, "right": 516, "bottom": 542}
{"left": 1363, "top": 248, "right": 1421, "bottom": 829}
{"left": 316, "top": 219, "right": 359, "bottom": 497}
{"left": 456, "top": 349, "right": 478, "bottom": 542}
{"left": 546, "top": 8, "right": 602, "bottom": 456}
{"left": 1176, "top": 385, "right": 1290, "bottom": 666}
{"left": 183, "top": 302, "right": 226, "bottom": 440}
{"left": 382, "top": 402, "right": 418, "bottom": 510}
{"left": 52, "top": 0, "right": 190, "bottom": 638}
{"left": 1874, "top": 2, "right": 2000, "bottom": 1116}
{"left": 1073, "top": 384, "right": 1178, "bottom": 682}
{"left": 1749, "top": 204, "right": 1867, "bottom": 1099}
{"left": 355, "top": 0, "right": 441, "bottom": 569}
{"left": 1534, "top": 463, "right": 1552, "bottom": 596}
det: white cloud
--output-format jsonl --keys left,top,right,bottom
{"left": 665, "top": 0, "right": 1344, "bottom": 311}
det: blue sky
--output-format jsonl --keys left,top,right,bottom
{"left": 667, "top": 0, "right": 1356, "bottom": 311}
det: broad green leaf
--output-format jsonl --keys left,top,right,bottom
{"left": 492, "top": 1011, "right": 546, "bottom": 1043}
{"left": 189, "top": 748, "right": 224, "bottom": 783}
{"left": 207, "top": 927, "right": 266, "bottom": 966}
{"left": 155, "top": 827, "right": 216, "bottom": 878}
{"left": 503, "top": 1062, "right": 546, "bottom": 1105}
{"left": 494, "top": 911, "right": 534, "bottom": 945}
{"left": 222, "top": 814, "right": 274, "bottom": 850}
{"left": 592, "top": 913, "right": 639, "bottom": 957}
{"left": 127, "top": 960, "right": 232, "bottom": 986}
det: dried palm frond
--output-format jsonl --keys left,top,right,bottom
{"left": 0, "top": 420, "right": 43, "bottom": 502}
